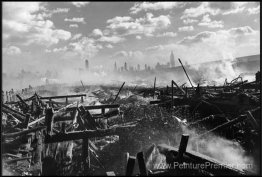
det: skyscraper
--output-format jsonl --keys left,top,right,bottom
{"left": 114, "top": 61, "right": 117, "bottom": 71}
{"left": 85, "top": 60, "right": 89, "bottom": 70}
{"left": 170, "top": 51, "right": 175, "bottom": 67}
{"left": 124, "top": 62, "right": 127, "bottom": 71}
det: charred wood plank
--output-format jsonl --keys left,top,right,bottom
{"left": 66, "top": 104, "right": 120, "bottom": 111}
{"left": 45, "top": 125, "right": 135, "bottom": 143}
{"left": 33, "top": 130, "right": 42, "bottom": 175}
{"left": 126, "top": 156, "right": 136, "bottom": 176}
{"left": 4, "top": 156, "right": 32, "bottom": 164}
{"left": 3, "top": 126, "right": 46, "bottom": 139}
{"left": 137, "top": 152, "right": 148, "bottom": 176}
{"left": 45, "top": 108, "right": 54, "bottom": 135}
{"left": 2, "top": 104, "right": 26, "bottom": 117}
{"left": 153, "top": 77, "right": 156, "bottom": 99}
{"left": 83, "top": 138, "right": 90, "bottom": 174}
{"left": 112, "top": 82, "right": 125, "bottom": 104}
{"left": 177, "top": 134, "right": 189, "bottom": 162}
{"left": 198, "top": 115, "right": 248, "bottom": 138}
{"left": 39, "top": 94, "right": 86, "bottom": 100}
{"left": 2, "top": 107, "right": 25, "bottom": 122}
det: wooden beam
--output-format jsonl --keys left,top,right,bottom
{"left": 3, "top": 126, "right": 46, "bottom": 139}
{"left": 45, "top": 108, "right": 54, "bottom": 135}
{"left": 45, "top": 125, "right": 136, "bottom": 143}
{"left": 126, "top": 156, "right": 136, "bottom": 176}
{"left": 23, "top": 113, "right": 31, "bottom": 129}
{"left": 2, "top": 104, "right": 26, "bottom": 117}
{"left": 137, "top": 152, "right": 148, "bottom": 176}
{"left": 66, "top": 104, "right": 120, "bottom": 111}
{"left": 4, "top": 156, "right": 32, "bottom": 164}
{"left": 198, "top": 115, "right": 247, "bottom": 138}
{"left": 83, "top": 138, "right": 90, "bottom": 174}
{"left": 39, "top": 94, "right": 86, "bottom": 100}
{"left": 2, "top": 107, "right": 25, "bottom": 122}
{"left": 153, "top": 77, "right": 156, "bottom": 99}
{"left": 177, "top": 134, "right": 189, "bottom": 162}
{"left": 112, "top": 82, "right": 125, "bottom": 104}
{"left": 172, "top": 80, "right": 186, "bottom": 95}
{"left": 34, "top": 130, "right": 42, "bottom": 175}
{"left": 246, "top": 111, "right": 259, "bottom": 129}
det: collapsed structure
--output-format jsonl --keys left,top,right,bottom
{"left": 1, "top": 67, "right": 261, "bottom": 176}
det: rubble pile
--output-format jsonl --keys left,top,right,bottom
{"left": 1, "top": 71, "right": 261, "bottom": 176}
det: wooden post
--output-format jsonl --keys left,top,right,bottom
{"left": 72, "top": 104, "right": 79, "bottom": 128}
{"left": 246, "top": 111, "right": 259, "bottom": 129}
{"left": 178, "top": 58, "right": 195, "bottom": 90}
{"left": 80, "top": 80, "right": 85, "bottom": 90}
{"left": 83, "top": 138, "right": 90, "bottom": 174}
{"left": 23, "top": 113, "right": 31, "bottom": 129}
{"left": 101, "top": 108, "right": 105, "bottom": 115}
{"left": 126, "top": 156, "right": 136, "bottom": 176}
{"left": 112, "top": 82, "right": 125, "bottom": 104}
{"left": 61, "top": 122, "right": 66, "bottom": 134}
{"left": 124, "top": 152, "right": 129, "bottom": 174}
{"left": 65, "top": 141, "right": 74, "bottom": 162}
{"left": 34, "top": 130, "right": 42, "bottom": 175}
{"left": 153, "top": 77, "right": 156, "bottom": 99}
{"left": 81, "top": 96, "right": 84, "bottom": 103}
{"left": 45, "top": 108, "right": 54, "bottom": 135}
{"left": 49, "top": 98, "right": 52, "bottom": 108}
{"left": 66, "top": 97, "right": 68, "bottom": 105}
{"left": 6, "top": 91, "right": 9, "bottom": 103}
{"left": 177, "top": 134, "right": 189, "bottom": 162}
{"left": 137, "top": 152, "right": 148, "bottom": 176}
{"left": 171, "top": 80, "right": 174, "bottom": 110}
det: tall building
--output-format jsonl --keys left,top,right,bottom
{"left": 114, "top": 61, "right": 117, "bottom": 71}
{"left": 170, "top": 51, "right": 175, "bottom": 67}
{"left": 85, "top": 60, "right": 89, "bottom": 70}
{"left": 124, "top": 62, "right": 128, "bottom": 71}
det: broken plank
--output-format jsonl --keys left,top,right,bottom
{"left": 39, "top": 94, "right": 86, "bottom": 100}
{"left": 45, "top": 125, "right": 136, "bottom": 143}
{"left": 137, "top": 152, "right": 148, "bottom": 176}
{"left": 3, "top": 126, "right": 46, "bottom": 139}
{"left": 66, "top": 104, "right": 120, "bottom": 111}
{"left": 126, "top": 156, "right": 136, "bottom": 176}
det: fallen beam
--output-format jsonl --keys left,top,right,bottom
{"left": 3, "top": 126, "right": 46, "bottom": 139}
{"left": 2, "top": 104, "right": 26, "bottom": 117}
{"left": 112, "top": 82, "right": 125, "bottom": 104}
{"left": 45, "top": 125, "right": 136, "bottom": 143}
{"left": 2, "top": 107, "right": 25, "bottom": 122}
{"left": 39, "top": 94, "right": 86, "bottom": 100}
{"left": 4, "top": 156, "right": 32, "bottom": 164}
{"left": 126, "top": 156, "right": 136, "bottom": 176}
{"left": 66, "top": 104, "right": 120, "bottom": 111}
{"left": 198, "top": 114, "right": 247, "bottom": 138}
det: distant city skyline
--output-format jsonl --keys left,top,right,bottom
{"left": 3, "top": 2, "right": 260, "bottom": 76}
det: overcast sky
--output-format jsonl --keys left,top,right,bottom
{"left": 2, "top": 2, "right": 260, "bottom": 75}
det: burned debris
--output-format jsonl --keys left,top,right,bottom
{"left": 1, "top": 70, "right": 261, "bottom": 176}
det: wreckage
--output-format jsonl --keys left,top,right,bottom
{"left": 1, "top": 63, "right": 260, "bottom": 176}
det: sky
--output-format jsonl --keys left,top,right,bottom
{"left": 2, "top": 1, "right": 260, "bottom": 75}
